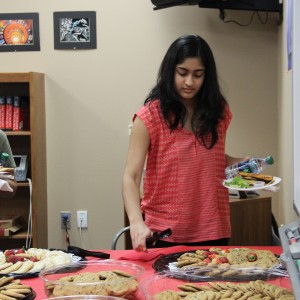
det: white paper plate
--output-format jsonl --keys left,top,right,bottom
{"left": 223, "top": 176, "right": 281, "bottom": 191}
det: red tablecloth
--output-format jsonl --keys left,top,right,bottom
{"left": 22, "top": 245, "right": 291, "bottom": 299}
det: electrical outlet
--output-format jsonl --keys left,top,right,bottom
{"left": 61, "top": 211, "right": 71, "bottom": 229}
{"left": 77, "top": 210, "right": 88, "bottom": 228}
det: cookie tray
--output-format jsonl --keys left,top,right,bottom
{"left": 166, "top": 263, "right": 288, "bottom": 282}
{"left": 39, "top": 260, "right": 145, "bottom": 298}
{"left": 140, "top": 272, "right": 294, "bottom": 300}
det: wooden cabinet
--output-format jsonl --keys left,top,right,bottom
{"left": 229, "top": 196, "right": 272, "bottom": 246}
{"left": 0, "top": 72, "right": 47, "bottom": 249}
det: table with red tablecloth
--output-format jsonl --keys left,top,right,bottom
{"left": 21, "top": 245, "right": 291, "bottom": 299}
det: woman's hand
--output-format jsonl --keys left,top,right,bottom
{"left": 130, "top": 221, "right": 152, "bottom": 252}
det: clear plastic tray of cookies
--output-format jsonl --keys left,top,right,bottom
{"left": 152, "top": 247, "right": 288, "bottom": 281}
{"left": 140, "top": 272, "right": 295, "bottom": 300}
{"left": 39, "top": 260, "right": 144, "bottom": 299}
{"left": 166, "top": 264, "right": 289, "bottom": 282}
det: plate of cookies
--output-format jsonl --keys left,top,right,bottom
{"left": 0, "top": 248, "right": 83, "bottom": 279}
{"left": 39, "top": 260, "right": 145, "bottom": 298}
{"left": 152, "top": 247, "right": 287, "bottom": 282}
{"left": 0, "top": 275, "right": 36, "bottom": 300}
{"left": 140, "top": 272, "right": 294, "bottom": 300}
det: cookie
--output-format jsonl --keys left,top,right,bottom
{"left": 185, "top": 291, "right": 208, "bottom": 300}
{"left": 0, "top": 264, "right": 13, "bottom": 272}
{"left": 1, "top": 290, "right": 24, "bottom": 299}
{"left": 0, "top": 278, "right": 14, "bottom": 288}
{"left": 206, "top": 290, "right": 217, "bottom": 300}
{"left": 47, "top": 269, "right": 138, "bottom": 298}
{"left": 155, "top": 290, "right": 181, "bottom": 300}
{"left": 0, "top": 262, "right": 23, "bottom": 274}
{"left": 178, "top": 284, "right": 199, "bottom": 292}
{"left": 105, "top": 277, "right": 131, "bottom": 297}
{"left": 0, "top": 293, "right": 15, "bottom": 300}
{"left": 12, "top": 261, "right": 34, "bottom": 274}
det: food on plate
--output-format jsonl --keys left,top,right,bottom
{"left": 246, "top": 252, "right": 258, "bottom": 262}
{"left": 174, "top": 247, "right": 279, "bottom": 269}
{"left": 44, "top": 270, "right": 138, "bottom": 298}
{"left": 154, "top": 280, "right": 294, "bottom": 300}
{"left": 224, "top": 176, "right": 251, "bottom": 189}
{"left": 155, "top": 290, "right": 181, "bottom": 300}
{"left": 153, "top": 247, "right": 285, "bottom": 281}
{"left": 0, "top": 166, "right": 14, "bottom": 173}
{"left": 224, "top": 172, "right": 275, "bottom": 189}
{"left": 0, "top": 248, "right": 73, "bottom": 274}
{"left": 0, "top": 275, "right": 33, "bottom": 300}
{"left": 239, "top": 172, "right": 274, "bottom": 183}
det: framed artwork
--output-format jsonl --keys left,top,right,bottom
{"left": 0, "top": 13, "right": 40, "bottom": 52}
{"left": 53, "top": 11, "right": 96, "bottom": 50}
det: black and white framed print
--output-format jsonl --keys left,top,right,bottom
{"left": 53, "top": 11, "right": 96, "bottom": 50}
{"left": 0, "top": 13, "right": 40, "bottom": 52}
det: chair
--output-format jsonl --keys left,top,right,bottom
{"left": 111, "top": 226, "right": 130, "bottom": 250}
{"left": 111, "top": 214, "right": 281, "bottom": 248}
{"left": 271, "top": 213, "right": 281, "bottom": 246}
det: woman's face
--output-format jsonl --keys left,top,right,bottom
{"left": 174, "top": 57, "right": 205, "bottom": 103}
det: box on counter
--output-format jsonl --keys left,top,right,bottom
{"left": 0, "top": 224, "right": 22, "bottom": 237}
{"left": 0, "top": 215, "right": 23, "bottom": 229}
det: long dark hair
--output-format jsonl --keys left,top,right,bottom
{"left": 145, "top": 34, "right": 227, "bottom": 149}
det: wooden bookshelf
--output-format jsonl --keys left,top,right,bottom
{"left": 0, "top": 72, "right": 48, "bottom": 249}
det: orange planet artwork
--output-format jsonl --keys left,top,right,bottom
{"left": 0, "top": 19, "right": 33, "bottom": 45}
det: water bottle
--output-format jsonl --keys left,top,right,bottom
{"left": 225, "top": 156, "right": 274, "bottom": 179}
{"left": 0, "top": 152, "right": 9, "bottom": 167}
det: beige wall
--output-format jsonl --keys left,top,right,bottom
{"left": 277, "top": 1, "right": 297, "bottom": 226}
{"left": 1, "top": 0, "right": 295, "bottom": 249}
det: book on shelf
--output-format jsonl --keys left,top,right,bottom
{"left": 0, "top": 96, "right": 5, "bottom": 130}
{"left": 12, "top": 96, "right": 30, "bottom": 131}
{"left": 5, "top": 96, "right": 13, "bottom": 131}
{"left": 0, "top": 96, "right": 29, "bottom": 132}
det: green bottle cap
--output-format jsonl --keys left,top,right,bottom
{"left": 0, "top": 152, "right": 9, "bottom": 160}
{"left": 266, "top": 156, "right": 274, "bottom": 165}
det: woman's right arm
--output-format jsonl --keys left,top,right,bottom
{"left": 122, "top": 116, "right": 152, "bottom": 251}
{"left": 225, "top": 154, "right": 250, "bottom": 167}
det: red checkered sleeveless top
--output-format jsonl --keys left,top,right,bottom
{"left": 135, "top": 100, "right": 232, "bottom": 243}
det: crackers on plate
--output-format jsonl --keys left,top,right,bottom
{"left": 0, "top": 248, "right": 73, "bottom": 275}
{"left": 0, "top": 276, "right": 32, "bottom": 300}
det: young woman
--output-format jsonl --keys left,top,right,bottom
{"left": 123, "top": 34, "right": 246, "bottom": 251}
